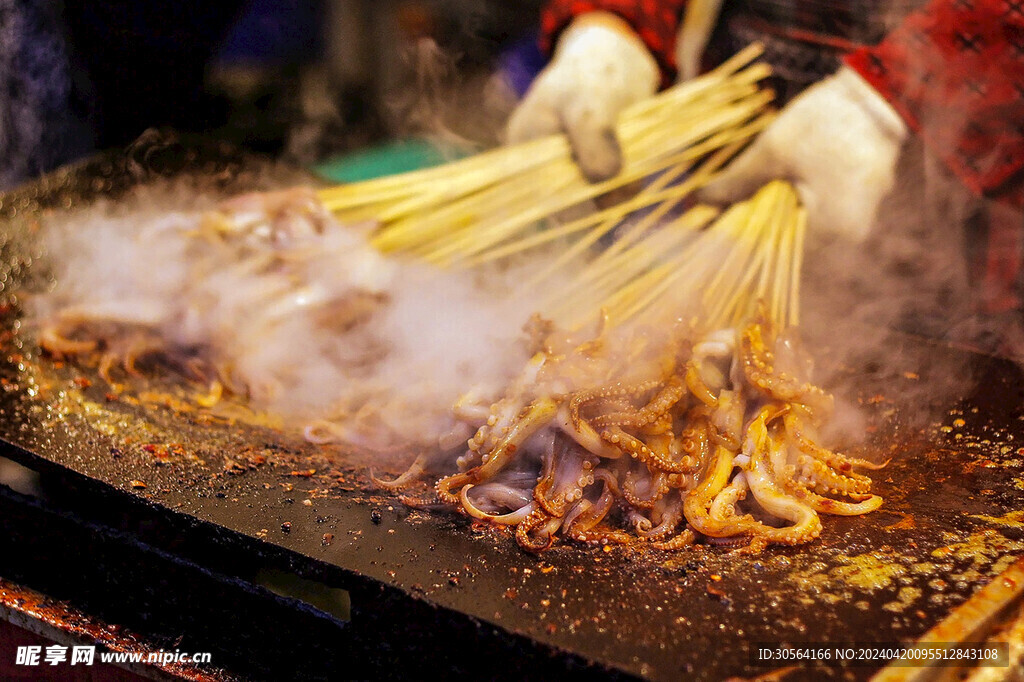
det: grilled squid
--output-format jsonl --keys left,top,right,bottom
{"left": 420, "top": 309, "right": 884, "bottom": 552}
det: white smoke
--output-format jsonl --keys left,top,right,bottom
{"left": 29, "top": 183, "right": 563, "bottom": 455}
{"left": 797, "top": 136, "right": 981, "bottom": 434}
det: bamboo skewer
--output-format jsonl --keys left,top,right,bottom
{"left": 545, "top": 213, "right": 711, "bottom": 327}
{"left": 317, "top": 47, "right": 774, "bottom": 267}
{"left": 394, "top": 101, "right": 772, "bottom": 263}
{"left": 788, "top": 208, "right": 807, "bottom": 328}
{"left": 548, "top": 205, "right": 720, "bottom": 315}
{"left": 539, "top": 181, "right": 805, "bottom": 336}
{"left": 516, "top": 120, "right": 770, "bottom": 289}
{"left": 315, "top": 42, "right": 806, "bottom": 340}
{"left": 626, "top": 182, "right": 801, "bottom": 332}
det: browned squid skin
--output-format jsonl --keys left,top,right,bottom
{"left": 652, "top": 527, "right": 697, "bottom": 550}
{"left": 685, "top": 361, "right": 720, "bottom": 408}
{"left": 590, "top": 375, "right": 688, "bottom": 430}
{"left": 39, "top": 326, "right": 99, "bottom": 356}
{"left": 569, "top": 378, "right": 663, "bottom": 430}
{"left": 436, "top": 395, "right": 561, "bottom": 504}
{"left": 562, "top": 481, "right": 616, "bottom": 538}
{"left": 782, "top": 480, "right": 883, "bottom": 516}
{"left": 40, "top": 315, "right": 171, "bottom": 386}
{"left": 786, "top": 409, "right": 884, "bottom": 484}
{"left": 601, "top": 426, "right": 698, "bottom": 474}
{"left": 420, "top": 312, "right": 887, "bottom": 553}
{"left": 682, "top": 442, "right": 740, "bottom": 538}
{"left": 533, "top": 439, "right": 595, "bottom": 517}
{"left": 740, "top": 317, "right": 829, "bottom": 411}
{"left": 621, "top": 466, "right": 669, "bottom": 509}
{"left": 743, "top": 411, "right": 824, "bottom": 546}
{"left": 635, "top": 491, "right": 685, "bottom": 540}
{"left": 371, "top": 454, "right": 428, "bottom": 491}
{"left": 682, "top": 406, "right": 826, "bottom": 549}
{"left": 704, "top": 534, "right": 755, "bottom": 548}
{"left": 795, "top": 456, "right": 873, "bottom": 497}
{"left": 516, "top": 508, "right": 557, "bottom": 552}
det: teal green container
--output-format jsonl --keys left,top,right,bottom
{"left": 313, "top": 139, "right": 461, "bottom": 184}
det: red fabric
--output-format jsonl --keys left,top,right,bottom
{"left": 845, "top": 0, "right": 1024, "bottom": 209}
{"left": 539, "top": 0, "right": 688, "bottom": 83}
{"left": 980, "top": 201, "right": 1024, "bottom": 313}
{"left": 843, "top": 0, "right": 1024, "bottom": 315}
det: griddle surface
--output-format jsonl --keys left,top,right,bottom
{"left": 1, "top": 134, "right": 1022, "bottom": 681}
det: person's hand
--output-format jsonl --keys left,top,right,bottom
{"left": 700, "top": 66, "right": 909, "bottom": 241}
{"left": 506, "top": 12, "right": 659, "bottom": 182}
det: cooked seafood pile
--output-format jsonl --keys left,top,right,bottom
{"left": 29, "top": 48, "right": 886, "bottom": 553}
{"left": 374, "top": 181, "right": 888, "bottom": 552}
{"left": 33, "top": 175, "right": 886, "bottom": 553}
{"left": 33, "top": 187, "right": 538, "bottom": 452}
{"left": 414, "top": 311, "right": 884, "bottom": 552}
{"left": 32, "top": 45, "right": 777, "bottom": 458}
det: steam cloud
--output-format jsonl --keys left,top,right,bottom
{"left": 29, "top": 184, "right": 572, "bottom": 457}
{"left": 28, "top": 153, "right": 991, "bottom": 466}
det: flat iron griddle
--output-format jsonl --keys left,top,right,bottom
{"left": 0, "top": 132, "right": 1022, "bottom": 681}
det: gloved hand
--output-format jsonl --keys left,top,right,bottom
{"left": 700, "top": 66, "right": 909, "bottom": 241}
{"left": 506, "top": 12, "right": 659, "bottom": 182}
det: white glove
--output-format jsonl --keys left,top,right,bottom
{"left": 700, "top": 66, "right": 909, "bottom": 241}
{"left": 506, "top": 12, "right": 659, "bottom": 182}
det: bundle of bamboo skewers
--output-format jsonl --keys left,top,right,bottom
{"left": 557, "top": 179, "right": 806, "bottom": 332}
{"left": 317, "top": 45, "right": 773, "bottom": 265}
{"left": 314, "top": 44, "right": 808, "bottom": 340}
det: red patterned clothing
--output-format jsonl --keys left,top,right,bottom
{"left": 845, "top": 0, "right": 1024, "bottom": 210}
{"left": 843, "top": 0, "right": 1024, "bottom": 314}
{"left": 539, "top": 0, "right": 689, "bottom": 83}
